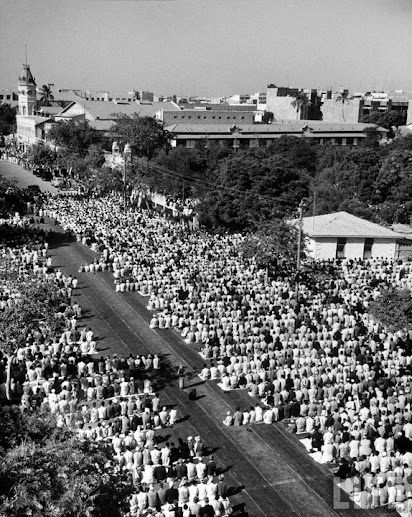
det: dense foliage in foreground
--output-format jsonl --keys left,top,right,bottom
{"left": 0, "top": 410, "right": 131, "bottom": 517}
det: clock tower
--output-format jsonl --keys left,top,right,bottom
{"left": 18, "top": 63, "right": 37, "bottom": 116}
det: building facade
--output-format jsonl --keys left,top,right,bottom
{"left": 301, "top": 211, "right": 410, "bottom": 260}
{"left": 15, "top": 63, "right": 54, "bottom": 150}
{"left": 165, "top": 121, "right": 387, "bottom": 149}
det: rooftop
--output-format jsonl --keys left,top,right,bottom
{"left": 302, "top": 211, "right": 402, "bottom": 239}
{"left": 58, "top": 99, "right": 180, "bottom": 120}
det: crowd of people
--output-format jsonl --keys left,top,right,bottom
{"left": 0, "top": 213, "right": 236, "bottom": 516}
{"left": 36, "top": 193, "right": 412, "bottom": 513}
{"left": 84, "top": 421, "right": 233, "bottom": 517}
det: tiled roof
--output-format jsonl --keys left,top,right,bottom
{"left": 302, "top": 211, "right": 402, "bottom": 238}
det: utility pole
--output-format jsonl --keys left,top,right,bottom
{"left": 123, "top": 143, "right": 131, "bottom": 212}
{"left": 295, "top": 200, "right": 305, "bottom": 300}
{"left": 296, "top": 200, "right": 305, "bottom": 271}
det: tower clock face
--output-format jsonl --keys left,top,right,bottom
{"left": 20, "top": 89, "right": 25, "bottom": 95}
{"left": 28, "top": 90, "right": 34, "bottom": 96}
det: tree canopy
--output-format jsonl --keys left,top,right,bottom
{"left": 0, "top": 411, "right": 131, "bottom": 517}
{"left": 47, "top": 120, "right": 102, "bottom": 153}
{"left": 0, "top": 104, "right": 17, "bottom": 135}
{"left": 110, "top": 114, "right": 169, "bottom": 160}
{"left": 368, "top": 288, "right": 412, "bottom": 334}
{"left": 38, "top": 84, "right": 55, "bottom": 107}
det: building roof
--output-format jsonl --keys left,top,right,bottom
{"left": 88, "top": 119, "right": 115, "bottom": 131}
{"left": 52, "top": 90, "right": 84, "bottom": 103}
{"left": 18, "top": 64, "right": 36, "bottom": 86}
{"left": 180, "top": 103, "right": 256, "bottom": 111}
{"left": 164, "top": 122, "right": 386, "bottom": 138}
{"left": 57, "top": 100, "right": 180, "bottom": 121}
{"left": 302, "top": 211, "right": 402, "bottom": 239}
{"left": 17, "top": 115, "right": 53, "bottom": 125}
{"left": 390, "top": 223, "right": 412, "bottom": 240}
{"left": 37, "top": 106, "right": 65, "bottom": 116}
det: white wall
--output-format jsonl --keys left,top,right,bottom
{"left": 322, "top": 98, "right": 362, "bottom": 123}
{"left": 308, "top": 237, "right": 398, "bottom": 260}
{"left": 314, "top": 238, "right": 337, "bottom": 260}
{"left": 345, "top": 239, "right": 365, "bottom": 260}
{"left": 372, "top": 239, "right": 397, "bottom": 260}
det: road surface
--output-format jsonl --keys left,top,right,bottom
{"left": 0, "top": 158, "right": 59, "bottom": 194}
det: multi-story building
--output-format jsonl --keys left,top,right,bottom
{"left": 0, "top": 89, "right": 19, "bottom": 107}
{"left": 165, "top": 120, "right": 387, "bottom": 149}
{"left": 15, "top": 63, "right": 54, "bottom": 151}
{"left": 266, "top": 84, "right": 322, "bottom": 121}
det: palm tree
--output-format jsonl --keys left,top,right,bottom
{"left": 335, "top": 87, "right": 352, "bottom": 123}
{"left": 291, "top": 90, "right": 311, "bottom": 121}
{"left": 38, "top": 84, "right": 54, "bottom": 107}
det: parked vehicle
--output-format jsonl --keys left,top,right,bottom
{"left": 51, "top": 177, "right": 65, "bottom": 188}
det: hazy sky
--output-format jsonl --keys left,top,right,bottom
{"left": 1, "top": 0, "right": 411, "bottom": 97}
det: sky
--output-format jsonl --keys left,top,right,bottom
{"left": 1, "top": 0, "right": 411, "bottom": 97}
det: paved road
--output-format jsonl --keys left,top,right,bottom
{"left": 0, "top": 159, "right": 59, "bottom": 194}
{"left": 4, "top": 161, "right": 386, "bottom": 517}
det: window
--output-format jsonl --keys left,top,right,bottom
{"left": 346, "top": 138, "right": 353, "bottom": 145}
{"left": 335, "top": 137, "right": 342, "bottom": 145}
{"left": 363, "top": 238, "right": 374, "bottom": 260}
{"left": 336, "top": 238, "right": 347, "bottom": 259}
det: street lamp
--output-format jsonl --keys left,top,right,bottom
{"left": 123, "top": 143, "right": 131, "bottom": 212}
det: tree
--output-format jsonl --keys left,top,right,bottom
{"left": 38, "top": 84, "right": 55, "bottom": 107}
{"left": 27, "top": 142, "right": 56, "bottom": 169}
{"left": 239, "top": 219, "right": 301, "bottom": 283}
{"left": 0, "top": 104, "right": 17, "bottom": 135}
{"left": 195, "top": 150, "right": 310, "bottom": 230}
{"left": 368, "top": 288, "right": 412, "bottom": 334}
{"left": 110, "top": 114, "right": 169, "bottom": 160}
{"left": 47, "top": 120, "right": 102, "bottom": 153}
{"left": 360, "top": 126, "right": 381, "bottom": 148}
{"left": 291, "top": 91, "right": 311, "bottom": 121}
{"left": 335, "top": 88, "right": 352, "bottom": 123}
{"left": 0, "top": 260, "right": 67, "bottom": 399}
{"left": 360, "top": 110, "right": 406, "bottom": 137}
{"left": 0, "top": 412, "right": 132, "bottom": 517}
